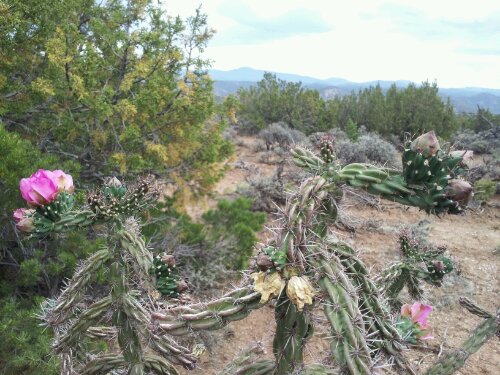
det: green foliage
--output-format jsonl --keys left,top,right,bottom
{"left": 236, "top": 76, "right": 458, "bottom": 138}
{"left": 474, "top": 179, "right": 496, "bottom": 201}
{"left": 0, "top": 297, "right": 58, "bottom": 375}
{"left": 345, "top": 118, "right": 359, "bottom": 141}
{"left": 201, "top": 197, "right": 266, "bottom": 269}
{"left": 0, "top": 124, "right": 87, "bottom": 299}
{"left": 144, "top": 197, "right": 265, "bottom": 290}
{"left": 0, "top": 1, "right": 232, "bottom": 370}
{"left": 0, "top": 124, "right": 80, "bottom": 210}
{"left": 455, "top": 107, "right": 500, "bottom": 133}
{"left": 237, "top": 73, "right": 330, "bottom": 134}
{"left": 1, "top": 0, "right": 230, "bottom": 190}
{"left": 18, "top": 258, "right": 42, "bottom": 287}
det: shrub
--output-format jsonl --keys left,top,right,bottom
{"left": 474, "top": 179, "right": 497, "bottom": 202}
{"left": 345, "top": 118, "right": 360, "bottom": 141}
{"left": 244, "top": 176, "right": 288, "bottom": 212}
{"left": 452, "top": 128, "right": 500, "bottom": 154}
{"left": 334, "top": 132, "right": 400, "bottom": 167}
{"left": 0, "top": 298, "right": 58, "bottom": 375}
{"left": 202, "top": 198, "right": 266, "bottom": 268}
{"left": 258, "top": 122, "right": 307, "bottom": 150}
{"left": 143, "top": 198, "right": 266, "bottom": 291}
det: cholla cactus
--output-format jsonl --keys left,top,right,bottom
{"left": 16, "top": 171, "right": 200, "bottom": 375}
{"left": 292, "top": 131, "right": 474, "bottom": 215}
{"left": 377, "top": 227, "right": 454, "bottom": 307}
{"left": 152, "top": 175, "right": 409, "bottom": 374}
{"left": 425, "top": 298, "right": 499, "bottom": 375}
{"left": 16, "top": 131, "right": 490, "bottom": 375}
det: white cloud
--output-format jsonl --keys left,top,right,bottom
{"left": 162, "top": 0, "right": 500, "bottom": 88}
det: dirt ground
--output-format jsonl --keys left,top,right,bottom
{"left": 179, "top": 136, "right": 499, "bottom": 375}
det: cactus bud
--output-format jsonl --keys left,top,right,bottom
{"left": 319, "top": 135, "right": 335, "bottom": 163}
{"left": 13, "top": 208, "right": 35, "bottom": 233}
{"left": 176, "top": 280, "right": 189, "bottom": 293}
{"left": 431, "top": 260, "right": 445, "bottom": 272}
{"left": 446, "top": 179, "right": 473, "bottom": 207}
{"left": 107, "top": 176, "right": 123, "bottom": 188}
{"left": 256, "top": 253, "right": 274, "bottom": 270}
{"left": 410, "top": 131, "right": 440, "bottom": 157}
{"left": 161, "top": 254, "right": 176, "bottom": 267}
{"left": 286, "top": 276, "right": 315, "bottom": 311}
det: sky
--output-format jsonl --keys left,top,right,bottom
{"left": 161, "top": 0, "right": 500, "bottom": 88}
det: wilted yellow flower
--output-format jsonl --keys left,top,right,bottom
{"left": 251, "top": 271, "right": 285, "bottom": 304}
{"left": 286, "top": 276, "right": 315, "bottom": 311}
{"left": 150, "top": 290, "right": 161, "bottom": 301}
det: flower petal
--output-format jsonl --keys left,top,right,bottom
{"left": 401, "top": 304, "right": 412, "bottom": 317}
{"left": 13, "top": 208, "right": 26, "bottom": 222}
{"left": 411, "top": 303, "right": 433, "bottom": 326}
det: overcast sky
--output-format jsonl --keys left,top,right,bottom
{"left": 162, "top": 0, "right": 500, "bottom": 88}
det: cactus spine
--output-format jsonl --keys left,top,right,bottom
{"left": 151, "top": 287, "right": 263, "bottom": 335}
{"left": 39, "top": 178, "right": 198, "bottom": 374}
{"left": 26, "top": 131, "right": 481, "bottom": 375}
{"left": 425, "top": 298, "right": 499, "bottom": 375}
{"left": 377, "top": 229, "right": 454, "bottom": 308}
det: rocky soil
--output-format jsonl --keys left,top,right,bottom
{"left": 179, "top": 136, "right": 499, "bottom": 375}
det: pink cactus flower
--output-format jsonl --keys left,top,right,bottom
{"left": 450, "top": 150, "right": 473, "bottom": 161}
{"left": 401, "top": 302, "right": 433, "bottom": 340}
{"left": 20, "top": 169, "right": 73, "bottom": 206}
{"left": 13, "top": 208, "right": 35, "bottom": 233}
{"left": 50, "top": 170, "right": 74, "bottom": 193}
{"left": 410, "top": 131, "right": 440, "bottom": 157}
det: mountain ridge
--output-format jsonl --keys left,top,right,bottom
{"left": 209, "top": 67, "right": 500, "bottom": 114}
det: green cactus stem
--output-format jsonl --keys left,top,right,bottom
{"left": 425, "top": 298, "right": 499, "bottom": 375}
{"left": 272, "top": 293, "right": 313, "bottom": 375}
{"left": 151, "top": 286, "right": 264, "bottom": 336}
{"left": 377, "top": 229, "right": 454, "bottom": 307}
{"left": 46, "top": 247, "right": 111, "bottom": 324}
{"left": 322, "top": 240, "right": 415, "bottom": 374}
{"left": 33, "top": 210, "right": 97, "bottom": 235}
{"left": 316, "top": 251, "right": 372, "bottom": 374}
{"left": 291, "top": 133, "right": 472, "bottom": 215}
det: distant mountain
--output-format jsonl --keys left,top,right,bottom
{"left": 209, "top": 67, "right": 500, "bottom": 114}
{"left": 209, "top": 67, "right": 344, "bottom": 85}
